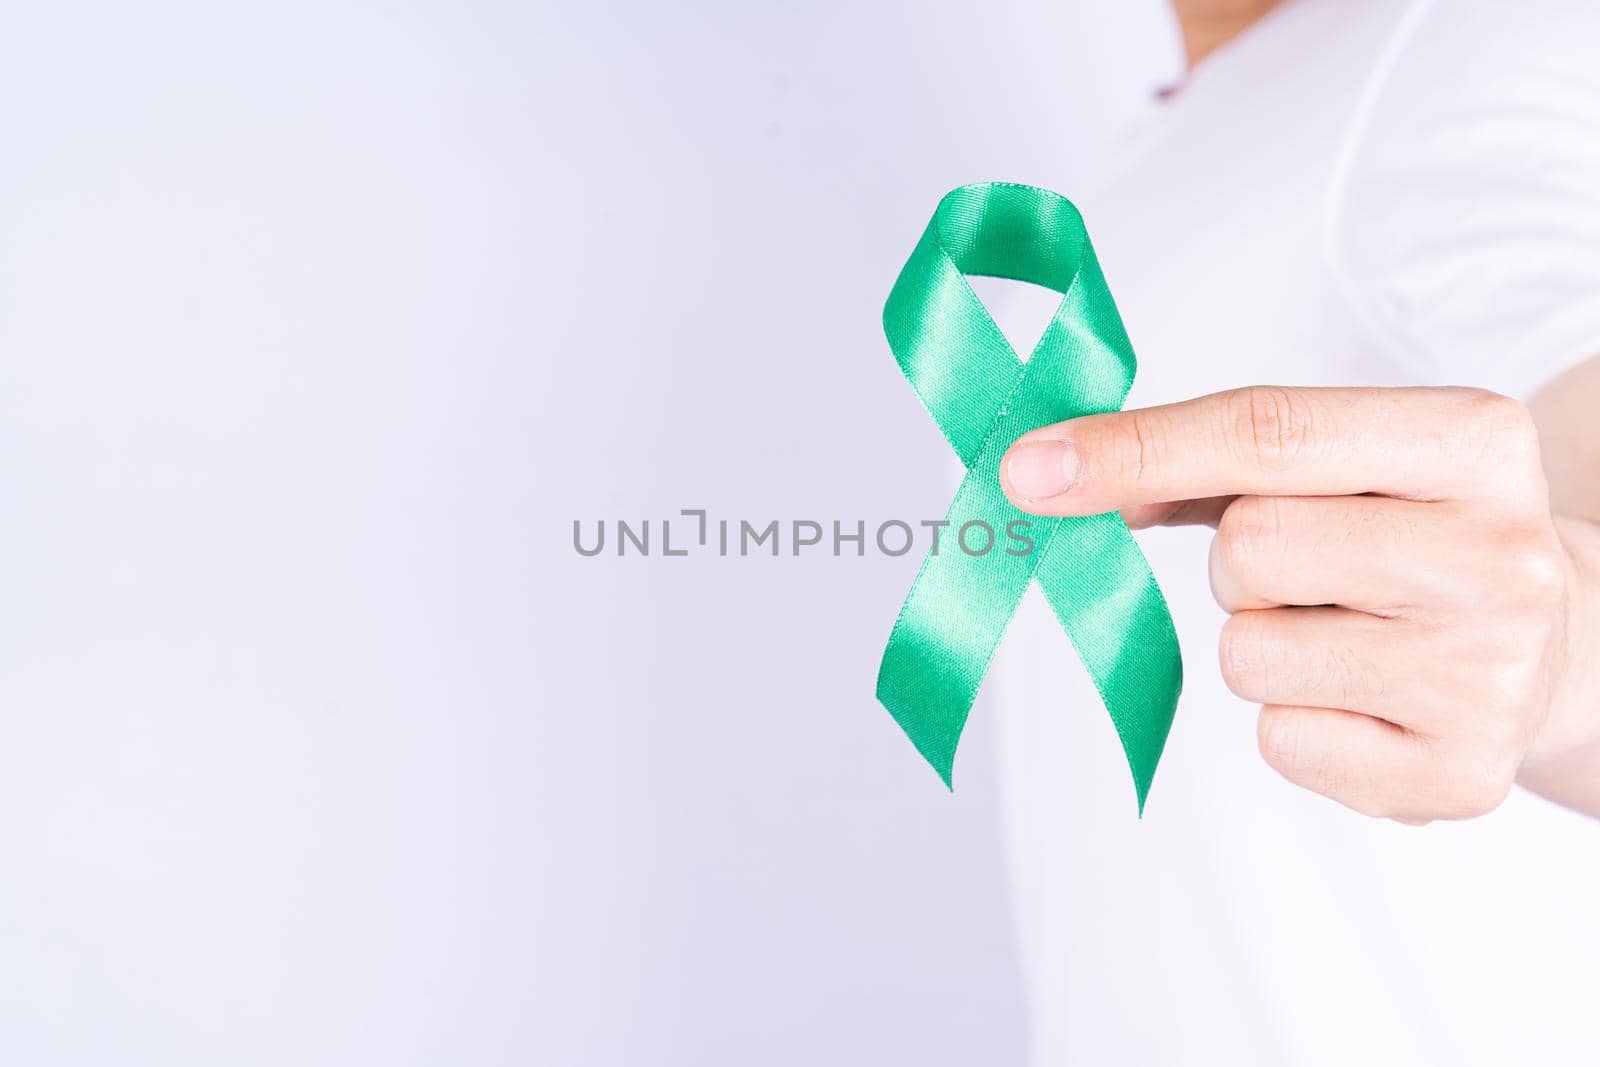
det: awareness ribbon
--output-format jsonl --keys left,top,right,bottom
{"left": 876, "top": 182, "right": 1182, "bottom": 811}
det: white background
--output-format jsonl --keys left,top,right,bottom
{"left": 0, "top": 2, "right": 1176, "bottom": 1063}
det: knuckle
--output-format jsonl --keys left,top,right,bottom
{"left": 1230, "top": 386, "right": 1314, "bottom": 469}
{"left": 1437, "top": 747, "right": 1516, "bottom": 819}
{"left": 1477, "top": 655, "right": 1540, "bottom": 715}
{"left": 1505, "top": 536, "right": 1567, "bottom": 607}
{"left": 1257, "top": 706, "right": 1356, "bottom": 802}
{"left": 1454, "top": 389, "right": 1540, "bottom": 466}
{"left": 1256, "top": 704, "right": 1302, "bottom": 769}
{"left": 1478, "top": 703, "right": 1528, "bottom": 753}
{"left": 1469, "top": 389, "right": 1535, "bottom": 435}
{"left": 1216, "top": 496, "right": 1285, "bottom": 573}
{"left": 1219, "top": 613, "right": 1267, "bottom": 697}
{"left": 1470, "top": 523, "right": 1566, "bottom": 612}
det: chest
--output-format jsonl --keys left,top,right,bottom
{"left": 1073, "top": 3, "right": 1424, "bottom": 405}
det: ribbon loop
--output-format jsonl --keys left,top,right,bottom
{"left": 876, "top": 182, "right": 1182, "bottom": 811}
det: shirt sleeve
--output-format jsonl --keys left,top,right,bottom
{"left": 1329, "top": 0, "right": 1600, "bottom": 402}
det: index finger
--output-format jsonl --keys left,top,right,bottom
{"left": 999, "top": 385, "right": 1543, "bottom": 517}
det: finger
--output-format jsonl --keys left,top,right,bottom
{"left": 1000, "top": 385, "right": 1544, "bottom": 517}
{"left": 1207, "top": 495, "right": 1459, "bottom": 613}
{"left": 1257, "top": 704, "right": 1517, "bottom": 822}
{"left": 1255, "top": 704, "right": 1435, "bottom": 820}
{"left": 1220, "top": 607, "right": 1420, "bottom": 722}
{"left": 1121, "top": 495, "right": 1234, "bottom": 530}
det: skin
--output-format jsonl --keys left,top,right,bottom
{"left": 993, "top": 2, "right": 1600, "bottom": 824}
{"left": 1154, "top": 2, "right": 1600, "bottom": 821}
{"left": 1170, "top": 0, "right": 1288, "bottom": 66}
{"left": 1001, "top": 381, "right": 1600, "bottom": 824}
{"left": 999, "top": 6, "right": 1600, "bottom": 825}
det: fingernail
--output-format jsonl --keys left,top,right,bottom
{"left": 1005, "top": 440, "right": 1080, "bottom": 500}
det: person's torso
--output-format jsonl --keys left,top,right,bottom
{"left": 989, "top": 1, "right": 1600, "bottom": 1063}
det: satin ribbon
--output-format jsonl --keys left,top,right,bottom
{"left": 876, "top": 182, "right": 1182, "bottom": 811}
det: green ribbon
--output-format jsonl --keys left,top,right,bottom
{"left": 876, "top": 182, "right": 1182, "bottom": 811}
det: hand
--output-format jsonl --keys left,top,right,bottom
{"left": 1000, "top": 386, "right": 1599, "bottom": 823}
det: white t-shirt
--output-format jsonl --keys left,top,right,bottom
{"left": 990, "top": 1, "right": 1600, "bottom": 1063}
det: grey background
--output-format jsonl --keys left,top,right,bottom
{"left": 0, "top": 2, "right": 1171, "bottom": 1063}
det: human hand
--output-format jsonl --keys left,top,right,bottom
{"left": 1000, "top": 386, "right": 1599, "bottom": 823}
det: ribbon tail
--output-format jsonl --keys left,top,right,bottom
{"left": 874, "top": 473, "right": 1056, "bottom": 789}
{"left": 1034, "top": 512, "right": 1183, "bottom": 813}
